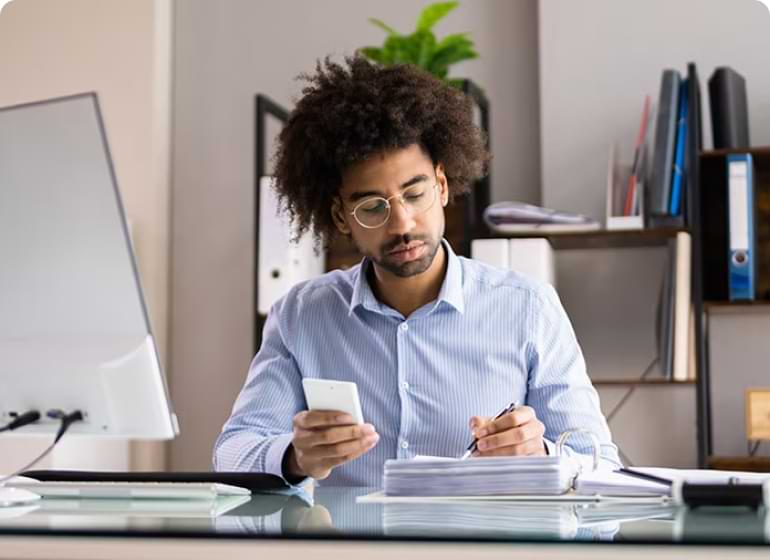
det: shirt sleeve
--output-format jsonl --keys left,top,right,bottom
{"left": 526, "top": 283, "right": 622, "bottom": 472}
{"left": 213, "top": 297, "right": 307, "bottom": 483}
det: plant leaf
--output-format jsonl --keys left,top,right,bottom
{"left": 416, "top": 1, "right": 459, "bottom": 31}
{"left": 368, "top": 17, "right": 398, "bottom": 35}
{"left": 414, "top": 30, "right": 437, "bottom": 69}
{"left": 358, "top": 47, "right": 385, "bottom": 63}
{"left": 429, "top": 33, "right": 478, "bottom": 74}
{"left": 382, "top": 34, "right": 415, "bottom": 65}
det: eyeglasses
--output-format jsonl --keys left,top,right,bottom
{"left": 349, "top": 182, "right": 439, "bottom": 229}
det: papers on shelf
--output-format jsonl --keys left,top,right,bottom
{"left": 483, "top": 201, "right": 601, "bottom": 234}
{"left": 383, "top": 455, "right": 579, "bottom": 498}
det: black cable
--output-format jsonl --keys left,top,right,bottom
{"left": 0, "top": 410, "right": 41, "bottom": 433}
{"left": 603, "top": 356, "right": 660, "bottom": 467}
{"left": 0, "top": 409, "right": 83, "bottom": 486}
{"left": 748, "top": 440, "right": 761, "bottom": 457}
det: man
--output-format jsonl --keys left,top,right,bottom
{"left": 214, "top": 56, "right": 620, "bottom": 486}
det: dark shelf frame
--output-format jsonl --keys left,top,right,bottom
{"left": 254, "top": 94, "right": 290, "bottom": 355}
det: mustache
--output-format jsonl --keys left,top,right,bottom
{"left": 381, "top": 234, "right": 427, "bottom": 254}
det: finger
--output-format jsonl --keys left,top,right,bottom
{"left": 310, "top": 433, "right": 380, "bottom": 460}
{"left": 293, "top": 423, "right": 376, "bottom": 448}
{"left": 476, "top": 420, "right": 545, "bottom": 452}
{"left": 468, "top": 416, "right": 491, "bottom": 431}
{"left": 309, "top": 437, "right": 379, "bottom": 471}
{"left": 294, "top": 410, "right": 355, "bottom": 429}
{"left": 475, "top": 406, "right": 536, "bottom": 437}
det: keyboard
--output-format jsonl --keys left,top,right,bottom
{"left": 7, "top": 480, "right": 251, "bottom": 500}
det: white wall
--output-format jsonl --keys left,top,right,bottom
{"left": 170, "top": 0, "right": 541, "bottom": 469}
{"left": 539, "top": 0, "right": 770, "bottom": 467}
{"left": 0, "top": 0, "right": 172, "bottom": 471}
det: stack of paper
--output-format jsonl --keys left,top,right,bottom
{"left": 383, "top": 456, "right": 578, "bottom": 497}
{"left": 383, "top": 501, "right": 579, "bottom": 539}
{"left": 483, "top": 201, "right": 600, "bottom": 234}
{"left": 575, "top": 470, "right": 670, "bottom": 497}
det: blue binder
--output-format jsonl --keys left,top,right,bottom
{"left": 727, "top": 153, "right": 755, "bottom": 301}
{"left": 669, "top": 81, "right": 688, "bottom": 216}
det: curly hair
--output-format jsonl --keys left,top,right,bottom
{"left": 272, "top": 55, "right": 490, "bottom": 248}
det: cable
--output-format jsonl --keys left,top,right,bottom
{"left": 605, "top": 356, "right": 660, "bottom": 424}
{"left": 749, "top": 441, "right": 761, "bottom": 457}
{"left": 0, "top": 409, "right": 83, "bottom": 486}
{"left": 0, "top": 410, "right": 41, "bottom": 433}
{"left": 603, "top": 356, "right": 660, "bottom": 467}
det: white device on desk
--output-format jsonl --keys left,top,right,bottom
{"left": 6, "top": 480, "right": 250, "bottom": 500}
{"left": 0, "top": 93, "right": 180, "bottom": 505}
{"left": 302, "top": 379, "right": 364, "bottom": 424}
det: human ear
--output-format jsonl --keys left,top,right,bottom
{"left": 436, "top": 164, "right": 449, "bottom": 207}
{"left": 331, "top": 198, "right": 351, "bottom": 235}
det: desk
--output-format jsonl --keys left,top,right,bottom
{"left": 1, "top": 487, "right": 770, "bottom": 559}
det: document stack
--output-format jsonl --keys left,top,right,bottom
{"left": 482, "top": 201, "right": 600, "bottom": 234}
{"left": 383, "top": 456, "right": 579, "bottom": 498}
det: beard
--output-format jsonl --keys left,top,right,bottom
{"left": 370, "top": 233, "right": 441, "bottom": 278}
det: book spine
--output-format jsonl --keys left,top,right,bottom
{"left": 708, "top": 67, "right": 750, "bottom": 150}
{"left": 649, "top": 70, "right": 681, "bottom": 220}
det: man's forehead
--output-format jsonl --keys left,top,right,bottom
{"left": 340, "top": 147, "right": 434, "bottom": 193}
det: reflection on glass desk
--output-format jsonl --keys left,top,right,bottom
{"left": 1, "top": 486, "right": 770, "bottom": 547}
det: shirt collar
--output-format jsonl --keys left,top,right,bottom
{"left": 348, "top": 238, "right": 465, "bottom": 317}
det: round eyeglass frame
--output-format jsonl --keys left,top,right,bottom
{"left": 348, "top": 182, "right": 440, "bottom": 229}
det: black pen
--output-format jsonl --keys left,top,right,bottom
{"left": 618, "top": 467, "right": 673, "bottom": 487}
{"left": 459, "top": 401, "right": 520, "bottom": 460}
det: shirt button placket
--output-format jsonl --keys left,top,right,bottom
{"left": 396, "top": 320, "right": 410, "bottom": 458}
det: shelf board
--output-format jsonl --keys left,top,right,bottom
{"left": 482, "top": 227, "right": 688, "bottom": 250}
{"left": 708, "top": 456, "right": 770, "bottom": 472}
{"left": 700, "top": 146, "right": 770, "bottom": 158}
{"left": 704, "top": 300, "right": 770, "bottom": 311}
{"left": 592, "top": 378, "right": 696, "bottom": 386}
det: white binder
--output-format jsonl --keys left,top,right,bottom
{"left": 727, "top": 154, "right": 755, "bottom": 301}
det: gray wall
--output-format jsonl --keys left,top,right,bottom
{"left": 539, "top": 0, "right": 770, "bottom": 466}
{"left": 709, "top": 308, "right": 770, "bottom": 458}
{"left": 170, "top": 0, "right": 541, "bottom": 470}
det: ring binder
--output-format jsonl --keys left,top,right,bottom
{"left": 555, "top": 429, "right": 601, "bottom": 473}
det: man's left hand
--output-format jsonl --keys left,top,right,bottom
{"left": 468, "top": 406, "right": 547, "bottom": 457}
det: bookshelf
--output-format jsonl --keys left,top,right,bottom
{"left": 696, "top": 146, "right": 770, "bottom": 467}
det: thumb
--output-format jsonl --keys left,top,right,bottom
{"left": 469, "top": 416, "right": 491, "bottom": 431}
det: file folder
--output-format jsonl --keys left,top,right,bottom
{"left": 727, "top": 154, "right": 756, "bottom": 301}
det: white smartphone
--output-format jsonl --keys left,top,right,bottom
{"left": 301, "top": 379, "right": 364, "bottom": 425}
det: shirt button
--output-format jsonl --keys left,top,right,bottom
{"left": 399, "top": 322, "right": 408, "bottom": 332}
{"left": 401, "top": 381, "right": 410, "bottom": 391}
{"left": 400, "top": 440, "right": 409, "bottom": 449}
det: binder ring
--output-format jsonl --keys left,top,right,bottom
{"left": 555, "top": 429, "right": 600, "bottom": 473}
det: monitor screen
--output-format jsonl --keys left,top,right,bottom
{"left": 0, "top": 93, "right": 177, "bottom": 439}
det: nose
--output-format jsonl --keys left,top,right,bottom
{"left": 386, "top": 197, "right": 416, "bottom": 235}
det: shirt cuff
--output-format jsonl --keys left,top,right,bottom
{"left": 264, "top": 432, "right": 308, "bottom": 486}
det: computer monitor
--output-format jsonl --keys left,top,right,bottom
{"left": 0, "top": 93, "right": 178, "bottom": 439}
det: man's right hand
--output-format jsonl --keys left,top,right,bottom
{"left": 283, "top": 410, "right": 379, "bottom": 480}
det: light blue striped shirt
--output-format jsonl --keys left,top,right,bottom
{"left": 214, "top": 240, "right": 621, "bottom": 486}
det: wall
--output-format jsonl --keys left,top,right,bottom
{"left": 538, "top": 0, "right": 770, "bottom": 466}
{"left": 170, "top": 0, "right": 541, "bottom": 469}
{"left": 0, "top": 0, "right": 172, "bottom": 471}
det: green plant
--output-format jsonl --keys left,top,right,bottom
{"left": 358, "top": 1, "right": 479, "bottom": 87}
